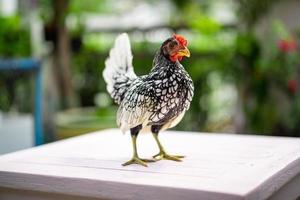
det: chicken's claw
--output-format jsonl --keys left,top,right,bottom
{"left": 153, "top": 151, "right": 185, "bottom": 162}
{"left": 122, "top": 156, "right": 156, "bottom": 167}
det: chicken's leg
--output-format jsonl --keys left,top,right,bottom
{"left": 122, "top": 125, "right": 155, "bottom": 167}
{"left": 151, "top": 125, "right": 185, "bottom": 161}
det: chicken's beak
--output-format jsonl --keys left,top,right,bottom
{"left": 177, "top": 47, "right": 190, "bottom": 57}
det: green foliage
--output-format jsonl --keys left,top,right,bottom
{"left": 39, "top": 0, "right": 109, "bottom": 31}
{"left": 228, "top": 21, "right": 300, "bottom": 136}
{"left": 2, "top": 0, "right": 299, "bottom": 138}
{"left": 236, "top": 0, "right": 280, "bottom": 29}
{"left": 0, "top": 15, "right": 32, "bottom": 112}
{"left": 71, "top": 46, "right": 105, "bottom": 106}
{"left": 0, "top": 16, "right": 31, "bottom": 57}
{"left": 43, "top": 0, "right": 300, "bottom": 136}
{"left": 184, "top": 4, "right": 221, "bottom": 35}
{"left": 68, "top": 0, "right": 110, "bottom": 15}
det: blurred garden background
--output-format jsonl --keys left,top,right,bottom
{"left": 1, "top": 0, "right": 300, "bottom": 153}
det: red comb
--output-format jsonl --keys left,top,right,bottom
{"left": 173, "top": 34, "right": 188, "bottom": 46}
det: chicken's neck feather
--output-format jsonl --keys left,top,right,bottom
{"left": 151, "top": 50, "right": 182, "bottom": 71}
{"left": 145, "top": 50, "right": 185, "bottom": 81}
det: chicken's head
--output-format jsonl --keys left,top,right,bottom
{"left": 161, "top": 34, "right": 190, "bottom": 62}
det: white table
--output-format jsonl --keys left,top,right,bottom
{"left": 0, "top": 129, "right": 300, "bottom": 200}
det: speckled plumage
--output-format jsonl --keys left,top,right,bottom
{"left": 104, "top": 33, "right": 194, "bottom": 133}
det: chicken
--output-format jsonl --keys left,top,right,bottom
{"left": 103, "top": 33, "right": 194, "bottom": 167}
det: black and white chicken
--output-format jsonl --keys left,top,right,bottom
{"left": 103, "top": 33, "right": 194, "bottom": 167}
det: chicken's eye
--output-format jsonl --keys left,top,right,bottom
{"left": 169, "top": 41, "right": 178, "bottom": 48}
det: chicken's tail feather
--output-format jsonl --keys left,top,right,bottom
{"left": 103, "top": 33, "right": 137, "bottom": 104}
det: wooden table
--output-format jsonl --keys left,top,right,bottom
{"left": 0, "top": 129, "right": 300, "bottom": 200}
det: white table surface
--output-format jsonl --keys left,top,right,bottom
{"left": 0, "top": 129, "right": 300, "bottom": 200}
